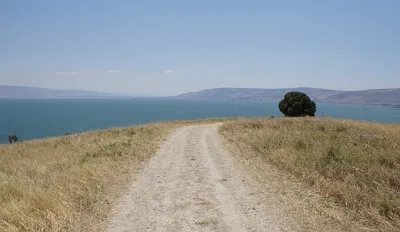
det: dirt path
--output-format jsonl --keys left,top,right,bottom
{"left": 106, "top": 124, "right": 296, "bottom": 231}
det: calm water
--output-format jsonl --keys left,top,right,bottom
{"left": 1, "top": 98, "right": 399, "bottom": 143}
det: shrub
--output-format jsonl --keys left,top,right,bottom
{"left": 278, "top": 91, "right": 316, "bottom": 117}
{"left": 8, "top": 134, "right": 19, "bottom": 143}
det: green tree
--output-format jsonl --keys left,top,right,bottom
{"left": 279, "top": 91, "right": 316, "bottom": 117}
{"left": 12, "top": 135, "right": 19, "bottom": 142}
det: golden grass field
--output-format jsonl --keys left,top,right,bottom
{"left": 220, "top": 117, "right": 400, "bottom": 231}
{"left": 1, "top": 117, "right": 399, "bottom": 231}
{"left": 0, "top": 118, "right": 232, "bottom": 232}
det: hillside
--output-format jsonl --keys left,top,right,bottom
{"left": 0, "top": 85, "right": 113, "bottom": 98}
{"left": 326, "top": 88, "right": 400, "bottom": 105}
{"left": 174, "top": 87, "right": 400, "bottom": 105}
{"left": 1, "top": 118, "right": 399, "bottom": 231}
{"left": 220, "top": 117, "right": 400, "bottom": 231}
{"left": 174, "top": 87, "right": 344, "bottom": 102}
{"left": 0, "top": 118, "right": 232, "bottom": 231}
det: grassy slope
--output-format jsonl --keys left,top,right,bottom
{"left": 0, "top": 119, "right": 231, "bottom": 232}
{"left": 219, "top": 117, "right": 400, "bottom": 231}
{"left": 2, "top": 117, "right": 399, "bottom": 231}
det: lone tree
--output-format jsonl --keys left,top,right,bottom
{"left": 279, "top": 91, "right": 316, "bottom": 117}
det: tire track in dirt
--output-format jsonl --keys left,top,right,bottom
{"left": 106, "top": 124, "right": 291, "bottom": 232}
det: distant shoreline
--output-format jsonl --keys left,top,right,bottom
{"left": 1, "top": 96, "right": 400, "bottom": 108}
{"left": 173, "top": 87, "right": 400, "bottom": 106}
{"left": 2, "top": 85, "right": 400, "bottom": 105}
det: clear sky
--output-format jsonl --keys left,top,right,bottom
{"left": 1, "top": 0, "right": 399, "bottom": 96}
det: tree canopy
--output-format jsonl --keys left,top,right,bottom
{"left": 279, "top": 91, "right": 316, "bottom": 117}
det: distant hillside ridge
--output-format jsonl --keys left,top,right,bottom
{"left": 325, "top": 88, "right": 400, "bottom": 105}
{"left": 0, "top": 85, "right": 111, "bottom": 98}
{"left": 0, "top": 85, "right": 145, "bottom": 98}
{"left": 174, "top": 87, "right": 400, "bottom": 105}
{"left": 175, "top": 87, "right": 346, "bottom": 102}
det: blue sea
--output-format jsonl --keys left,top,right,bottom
{"left": 1, "top": 98, "right": 399, "bottom": 143}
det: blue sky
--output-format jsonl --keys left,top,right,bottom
{"left": 1, "top": 0, "right": 399, "bottom": 96}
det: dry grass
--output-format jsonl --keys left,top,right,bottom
{"left": 219, "top": 117, "right": 400, "bottom": 231}
{"left": 0, "top": 118, "right": 233, "bottom": 232}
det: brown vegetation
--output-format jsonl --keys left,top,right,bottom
{"left": 219, "top": 117, "right": 400, "bottom": 231}
{"left": 0, "top": 118, "right": 231, "bottom": 232}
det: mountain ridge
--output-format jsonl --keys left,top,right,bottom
{"left": 2, "top": 85, "right": 400, "bottom": 105}
{"left": 174, "top": 87, "right": 400, "bottom": 105}
{"left": 0, "top": 85, "right": 144, "bottom": 98}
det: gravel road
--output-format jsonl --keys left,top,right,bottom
{"left": 106, "top": 124, "right": 294, "bottom": 232}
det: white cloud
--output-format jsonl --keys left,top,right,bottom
{"left": 54, "top": 71, "right": 80, "bottom": 75}
{"left": 164, "top": 70, "right": 175, "bottom": 74}
{"left": 107, "top": 70, "right": 120, "bottom": 74}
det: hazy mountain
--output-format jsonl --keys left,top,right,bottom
{"left": 325, "top": 89, "right": 400, "bottom": 105}
{"left": 174, "top": 87, "right": 400, "bottom": 105}
{"left": 3, "top": 86, "right": 399, "bottom": 105}
{"left": 0, "top": 86, "right": 125, "bottom": 98}
{"left": 174, "top": 87, "right": 346, "bottom": 102}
